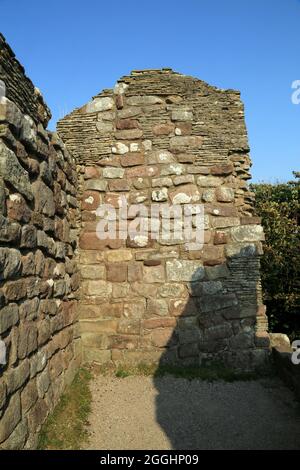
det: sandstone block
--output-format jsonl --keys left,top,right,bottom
{"left": 0, "top": 143, "right": 32, "bottom": 200}
{"left": 143, "top": 264, "right": 165, "bottom": 283}
{"left": 166, "top": 259, "right": 204, "bottom": 282}
{"left": 151, "top": 328, "right": 174, "bottom": 348}
{"left": 152, "top": 123, "right": 174, "bottom": 135}
{"left": 146, "top": 299, "right": 168, "bottom": 317}
{"left": 120, "top": 152, "right": 144, "bottom": 167}
{"left": 170, "top": 136, "right": 203, "bottom": 150}
{"left": 127, "top": 96, "right": 163, "bottom": 106}
{"left": 148, "top": 150, "right": 175, "bottom": 164}
{"left": 216, "top": 187, "right": 235, "bottom": 202}
{"left": 116, "top": 119, "right": 140, "bottom": 130}
{"left": 111, "top": 142, "right": 129, "bottom": 154}
{"left": 169, "top": 184, "right": 200, "bottom": 204}
{"left": 85, "top": 179, "right": 107, "bottom": 192}
{"left": 82, "top": 280, "right": 112, "bottom": 297}
{"left": 197, "top": 176, "right": 222, "bottom": 187}
{"left": 230, "top": 225, "right": 264, "bottom": 243}
{"left": 80, "top": 264, "right": 105, "bottom": 279}
{"left": 107, "top": 264, "right": 127, "bottom": 282}
{"left": 103, "top": 167, "right": 125, "bottom": 179}
{"left": 171, "top": 109, "right": 193, "bottom": 121}
{"left": 86, "top": 97, "right": 114, "bottom": 113}
{"left": 0, "top": 393, "right": 21, "bottom": 443}
{"left": 115, "top": 129, "right": 143, "bottom": 140}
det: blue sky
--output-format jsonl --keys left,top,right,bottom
{"left": 1, "top": 0, "right": 299, "bottom": 182}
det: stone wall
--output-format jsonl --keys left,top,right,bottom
{"left": 58, "top": 69, "right": 270, "bottom": 371}
{"left": 0, "top": 35, "right": 81, "bottom": 449}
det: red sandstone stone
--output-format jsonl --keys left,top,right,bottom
{"left": 214, "top": 231, "right": 228, "bottom": 245}
{"left": 128, "top": 264, "right": 143, "bottom": 282}
{"left": 126, "top": 166, "right": 159, "bottom": 178}
{"left": 106, "top": 264, "right": 127, "bottom": 282}
{"left": 211, "top": 163, "right": 234, "bottom": 175}
{"left": 116, "top": 119, "right": 140, "bottom": 130}
{"left": 81, "top": 191, "right": 101, "bottom": 211}
{"left": 152, "top": 123, "right": 175, "bottom": 136}
{"left": 108, "top": 179, "right": 130, "bottom": 191}
{"left": 84, "top": 166, "right": 100, "bottom": 179}
{"left": 120, "top": 152, "right": 145, "bottom": 167}
{"left": 79, "top": 231, "right": 124, "bottom": 250}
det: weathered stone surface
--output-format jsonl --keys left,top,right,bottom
{"left": 173, "top": 175, "right": 194, "bottom": 186}
{"left": 117, "top": 106, "right": 142, "bottom": 119}
{"left": 7, "top": 194, "right": 31, "bottom": 223}
{"left": 96, "top": 121, "right": 114, "bottom": 133}
{"left": 85, "top": 179, "right": 107, "bottom": 191}
{"left": 205, "top": 264, "right": 230, "bottom": 280}
{"left": 152, "top": 188, "right": 168, "bottom": 202}
{"left": 107, "top": 264, "right": 127, "bottom": 282}
{"left": 161, "top": 163, "right": 185, "bottom": 176}
{"left": 225, "top": 242, "right": 262, "bottom": 258}
{"left": 32, "top": 180, "right": 55, "bottom": 216}
{"left": 171, "top": 109, "right": 193, "bottom": 121}
{"left": 0, "top": 96, "right": 22, "bottom": 129}
{"left": 143, "top": 264, "right": 165, "bottom": 283}
{"left": 169, "top": 184, "right": 200, "bottom": 204}
{"left": 170, "top": 136, "right": 203, "bottom": 149}
{"left": 216, "top": 187, "right": 235, "bottom": 202}
{"left": 146, "top": 299, "right": 169, "bottom": 317}
{"left": 111, "top": 142, "right": 129, "bottom": 154}
{"left": 152, "top": 123, "right": 174, "bottom": 135}
{"left": 115, "top": 128, "right": 143, "bottom": 140}
{"left": 120, "top": 152, "right": 144, "bottom": 167}
{"left": 0, "top": 419, "right": 28, "bottom": 450}
{"left": 148, "top": 150, "right": 175, "bottom": 164}
{"left": 103, "top": 167, "right": 125, "bottom": 179}
{"left": 82, "top": 280, "right": 112, "bottom": 297}
{"left": 0, "top": 393, "right": 21, "bottom": 443}
{"left": 127, "top": 95, "right": 163, "bottom": 106}
{"left": 86, "top": 97, "right": 114, "bottom": 113}
{"left": 166, "top": 259, "right": 204, "bottom": 282}
{"left": 0, "top": 142, "right": 32, "bottom": 200}
{"left": 230, "top": 225, "right": 264, "bottom": 242}
{"left": 152, "top": 177, "right": 172, "bottom": 188}
{"left": 7, "top": 360, "right": 30, "bottom": 394}
{"left": 81, "top": 191, "right": 101, "bottom": 211}
{"left": 0, "top": 303, "right": 19, "bottom": 334}
{"left": 197, "top": 176, "right": 222, "bottom": 187}
{"left": 0, "top": 248, "right": 22, "bottom": 280}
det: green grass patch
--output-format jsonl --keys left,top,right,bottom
{"left": 113, "top": 362, "right": 260, "bottom": 382}
{"left": 38, "top": 368, "right": 92, "bottom": 450}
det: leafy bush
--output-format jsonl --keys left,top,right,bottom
{"left": 251, "top": 172, "right": 300, "bottom": 339}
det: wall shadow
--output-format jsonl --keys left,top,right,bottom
{"left": 152, "top": 254, "right": 279, "bottom": 449}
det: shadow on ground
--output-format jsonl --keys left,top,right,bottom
{"left": 153, "top": 263, "right": 300, "bottom": 450}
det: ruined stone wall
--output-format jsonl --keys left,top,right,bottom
{"left": 0, "top": 36, "right": 81, "bottom": 449}
{"left": 58, "top": 69, "right": 270, "bottom": 371}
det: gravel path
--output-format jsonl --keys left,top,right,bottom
{"left": 86, "top": 375, "right": 300, "bottom": 450}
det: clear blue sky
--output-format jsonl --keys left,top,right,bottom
{"left": 1, "top": 0, "right": 299, "bottom": 182}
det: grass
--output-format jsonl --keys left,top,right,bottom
{"left": 38, "top": 368, "right": 92, "bottom": 450}
{"left": 112, "top": 362, "right": 261, "bottom": 382}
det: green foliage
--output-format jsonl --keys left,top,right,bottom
{"left": 38, "top": 368, "right": 92, "bottom": 450}
{"left": 251, "top": 172, "right": 300, "bottom": 339}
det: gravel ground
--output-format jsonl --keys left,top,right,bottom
{"left": 86, "top": 375, "right": 300, "bottom": 450}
